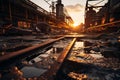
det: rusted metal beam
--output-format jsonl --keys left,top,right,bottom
{"left": 57, "top": 38, "right": 76, "bottom": 63}
{"left": 86, "top": 20, "right": 120, "bottom": 32}
{"left": 0, "top": 36, "right": 65, "bottom": 63}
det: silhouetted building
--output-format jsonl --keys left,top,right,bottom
{"left": 85, "top": 7, "right": 96, "bottom": 28}
{"left": 96, "top": 3, "right": 108, "bottom": 24}
{"left": 110, "top": 0, "right": 120, "bottom": 21}
{"left": 56, "top": 0, "right": 64, "bottom": 21}
{"left": 0, "top": 0, "right": 56, "bottom": 28}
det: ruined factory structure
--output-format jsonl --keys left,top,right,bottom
{"left": 85, "top": 0, "right": 120, "bottom": 33}
{"left": 0, "top": 0, "right": 120, "bottom": 80}
{"left": 0, "top": 0, "right": 73, "bottom": 35}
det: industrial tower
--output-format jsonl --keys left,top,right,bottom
{"left": 56, "top": 0, "right": 64, "bottom": 21}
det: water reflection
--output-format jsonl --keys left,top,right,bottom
{"left": 21, "top": 67, "right": 47, "bottom": 78}
{"left": 74, "top": 42, "right": 84, "bottom": 48}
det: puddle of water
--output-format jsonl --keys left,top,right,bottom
{"left": 74, "top": 42, "right": 84, "bottom": 48}
{"left": 89, "top": 53, "right": 103, "bottom": 59}
{"left": 21, "top": 66, "right": 47, "bottom": 78}
{"left": 68, "top": 40, "right": 104, "bottom": 60}
{"left": 29, "top": 57, "right": 42, "bottom": 64}
{"left": 68, "top": 41, "right": 84, "bottom": 57}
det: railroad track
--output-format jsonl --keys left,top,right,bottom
{"left": 0, "top": 35, "right": 77, "bottom": 80}
{"left": 0, "top": 36, "right": 65, "bottom": 67}
{"left": 39, "top": 34, "right": 120, "bottom": 80}
{"left": 0, "top": 34, "right": 120, "bottom": 80}
{"left": 0, "top": 34, "right": 91, "bottom": 64}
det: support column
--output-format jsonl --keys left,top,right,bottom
{"left": 25, "top": 9, "right": 28, "bottom": 20}
{"left": 9, "top": 0, "right": 12, "bottom": 23}
{"left": 43, "top": 17, "right": 46, "bottom": 22}
{"left": 36, "top": 14, "right": 38, "bottom": 24}
{"left": 106, "top": 0, "right": 111, "bottom": 23}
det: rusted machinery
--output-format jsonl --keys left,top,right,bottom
{"left": 84, "top": 0, "right": 120, "bottom": 33}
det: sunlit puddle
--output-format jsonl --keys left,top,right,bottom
{"left": 68, "top": 41, "right": 103, "bottom": 61}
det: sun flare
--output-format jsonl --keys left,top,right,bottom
{"left": 73, "top": 23, "right": 79, "bottom": 27}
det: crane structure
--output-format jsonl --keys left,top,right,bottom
{"left": 44, "top": 0, "right": 56, "bottom": 15}
{"left": 64, "top": 8, "right": 74, "bottom": 26}
{"left": 44, "top": 0, "right": 74, "bottom": 27}
{"left": 85, "top": 0, "right": 109, "bottom": 28}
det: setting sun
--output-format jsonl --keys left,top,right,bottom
{"left": 73, "top": 23, "right": 79, "bottom": 27}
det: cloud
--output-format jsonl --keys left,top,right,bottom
{"left": 64, "top": 4, "right": 85, "bottom": 24}
{"left": 65, "top": 4, "right": 84, "bottom": 12}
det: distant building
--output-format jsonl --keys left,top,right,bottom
{"left": 0, "top": 0, "right": 55, "bottom": 28}
{"left": 110, "top": 0, "right": 120, "bottom": 21}
{"left": 85, "top": 7, "right": 96, "bottom": 28}
{"left": 56, "top": 0, "right": 65, "bottom": 21}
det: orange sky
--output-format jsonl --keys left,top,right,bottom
{"left": 31, "top": 0, "right": 108, "bottom": 26}
{"left": 31, "top": 0, "right": 86, "bottom": 26}
{"left": 65, "top": 4, "right": 85, "bottom": 25}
